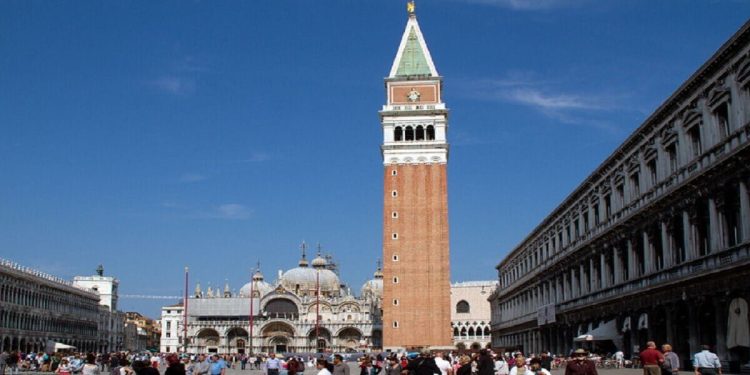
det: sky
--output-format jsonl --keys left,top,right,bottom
{"left": 1, "top": 0, "right": 749, "bottom": 319}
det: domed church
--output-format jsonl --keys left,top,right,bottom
{"left": 160, "top": 245, "right": 383, "bottom": 354}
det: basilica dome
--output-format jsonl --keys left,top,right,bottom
{"left": 239, "top": 270, "right": 273, "bottom": 298}
{"left": 281, "top": 254, "right": 340, "bottom": 296}
{"left": 360, "top": 266, "right": 383, "bottom": 300}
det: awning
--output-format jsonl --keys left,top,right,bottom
{"left": 574, "top": 320, "right": 621, "bottom": 342}
{"left": 638, "top": 313, "right": 648, "bottom": 330}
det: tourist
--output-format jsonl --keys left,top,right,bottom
{"left": 613, "top": 351, "right": 624, "bottom": 369}
{"left": 316, "top": 359, "right": 332, "bottom": 375}
{"left": 693, "top": 345, "right": 722, "bottom": 375}
{"left": 528, "top": 358, "right": 550, "bottom": 375}
{"left": 538, "top": 354, "right": 551, "bottom": 372}
{"left": 209, "top": 354, "right": 226, "bottom": 375}
{"left": 333, "top": 355, "right": 350, "bottom": 375}
{"left": 477, "top": 350, "right": 494, "bottom": 375}
{"left": 288, "top": 357, "right": 300, "bottom": 375}
{"left": 563, "top": 349, "right": 597, "bottom": 375}
{"left": 164, "top": 355, "right": 185, "bottom": 375}
{"left": 640, "top": 341, "right": 665, "bottom": 375}
{"left": 0, "top": 350, "right": 8, "bottom": 375}
{"left": 266, "top": 354, "right": 281, "bottom": 375}
{"left": 83, "top": 354, "right": 102, "bottom": 375}
{"left": 358, "top": 357, "right": 369, "bottom": 375}
{"left": 119, "top": 359, "right": 134, "bottom": 375}
{"left": 456, "top": 356, "right": 472, "bottom": 375}
{"left": 133, "top": 360, "right": 160, "bottom": 375}
{"left": 384, "top": 356, "right": 400, "bottom": 375}
{"left": 406, "top": 350, "right": 441, "bottom": 375}
{"left": 661, "top": 344, "right": 679, "bottom": 375}
{"left": 57, "top": 359, "right": 73, "bottom": 375}
{"left": 509, "top": 356, "right": 531, "bottom": 375}
{"left": 494, "top": 354, "right": 509, "bottom": 375}
{"left": 435, "top": 352, "right": 453, "bottom": 375}
{"left": 193, "top": 355, "right": 209, "bottom": 375}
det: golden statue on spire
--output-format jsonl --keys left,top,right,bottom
{"left": 407, "top": 0, "right": 415, "bottom": 15}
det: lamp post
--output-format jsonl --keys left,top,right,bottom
{"left": 183, "top": 266, "right": 189, "bottom": 353}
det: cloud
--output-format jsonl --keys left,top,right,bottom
{"left": 452, "top": 0, "right": 587, "bottom": 10}
{"left": 504, "top": 88, "right": 602, "bottom": 110}
{"left": 152, "top": 76, "right": 196, "bottom": 95}
{"left": 179, "top": 173, "right": 207, "bottom": 183}
{"left": 211, "top": 204, "right": 252, "bottom": 220}
{"left": 236, "top": 152, "right": 270, "bottom": 163}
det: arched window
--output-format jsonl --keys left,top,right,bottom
{"left": 460, "top": 327, "right": 467, "bottom": 338}
{"left": 453, "top": 327, "right": 459, "bottom": 337}
{"left": 483, "top": 327, "right": 490, "bottom": 337}
{"left": 426, "top": 125, "right": 435, "bottom": 140}
{"left": 405, "top": 126, "right": 414, "bottom": 141}
{"left": 394, "top": 127, "right": 403, "bottom": 141}
{"left": 468, "top": 327, "right": 475, "bottom": 337}
{"left": 416, "top": 125, "right": 425, "bottom": 141}
{"left": 456, "top": 300, "right": 470, "bottom": 313}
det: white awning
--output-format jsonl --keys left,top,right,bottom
{"left": 55, "top": 343, "right": 76, "bottom": 350}
{"left": 574, "top": 320, "right": 621, "bottom": 342}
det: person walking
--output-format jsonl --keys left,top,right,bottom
{"left": 193, "top": 355, "right": 209, "bottom": 375}
{"left": 165, "top": 355, "right": 186, "bottom": 375}
{"left": 564, "top": 349, "right": 597, "bottom": 375}
{"left": 661, "top": 344, "right": 679, "bottom": 375}
{"left": 494, "top": 355, "right": 509, "bottom": 375}
{"left": 509, "top": 356, "right": 532, "bottom": 375}
{"left": 333, "top": 355, "right": 350, "bottom": 375}
{"left": 383, "top": 356, "right": 400, "bottom": 375}
{"left": 693, "top": 345, "right": 722, "bottom": 375}
{"left": 316, "top": 360, "right": 332, "bottom": 375}
{"left": 56, "top": 359, "right": 73, "bottom": 375}
{"left": 83, "top": 354, "right": 102, "bottom": 375}
{"left": 266, "top": 354, "right": 281, "bottom": 375}
{"left": 476, "top": 350, "right": 494, "bottom": 375}
{"left": 0, "top": 351, "right": 8, "bottom": 375}
{"left": 640, "top": 342, "right": 665, "bottom": 375}
{"left": 209, "top": 355, "right": 226, "bottom": 375}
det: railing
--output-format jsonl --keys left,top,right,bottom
{"left": 381, "top": 103, "right": 446, "bottom": 112}
{"left": 0, "top": 257, "right": 98, "bottom": 296}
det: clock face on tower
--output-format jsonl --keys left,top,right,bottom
{"left": 407, "top": 88, "right": 421, "bottom": 102}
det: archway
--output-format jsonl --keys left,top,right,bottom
{"left": 196, "top": 328, "right": 221, "bottom": 353}
{"left": 308, "top": 327, "right": 332, "bottom": 353}
{"left": 336, "top": 327, "right": 363, "bottom": 352}
{"left": 261, "top": 321, "right": 295, "bottom": 354}
{"left": 227, "top": 327, "right": 249, "bottom": 354}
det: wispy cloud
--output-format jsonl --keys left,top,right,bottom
{"left": 459, "top": 71, "right": 630, "bottom": 133}
{"left": 179, "top": 173, "right": 207, "bottom": 183}
{"left": 152, "top": 76, "right": 196, "bottom": 95}
{"left": 450, "top": 0, "right": 587, "bottom": 11}
{"left": 211, "top": 204, "right": 252, "bottom": 220}
{"left": 235, "top": 152, "right": 270, "bottom": 163}
{"left": 161, "top": 202, "right": 253, "bottom": 220}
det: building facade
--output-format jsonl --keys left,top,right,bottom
{"left": 126, "top": 312, "right": 161, "bottom": 352}
{"left": 73, "top": 266, "right": 126, "bottom": 353}
{"left": 381, "top": 2, "right": 452, "bottom": 351}
{"left": 490, "top": 20, "right": 750, "bottom": 371}
{"left": 0, "top": 258, "right": 101, "bottom": 353}
{"left": 451, "top": 281, "right": 497, "bottom": 350}
{"left": 160, "top": 250, "right": 383, "bottom": 354}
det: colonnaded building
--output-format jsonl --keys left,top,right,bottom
{"left": 0, "top": 259, "right": 126, "bottom": 353}
{"left": 490, "top": 20, "right": 750, "bottom": 372}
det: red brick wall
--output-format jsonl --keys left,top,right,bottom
{"left": 382, "top": 163, "right": 452, "bottom": 348}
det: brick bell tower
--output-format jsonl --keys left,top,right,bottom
{"left": 380, "top": 1, "right": 451, "bottom": 350}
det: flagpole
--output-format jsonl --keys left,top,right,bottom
{"left": 183, "top": 266, "right": 189, "bottom": 353}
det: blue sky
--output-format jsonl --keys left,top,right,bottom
{"left": 1, "top": 0, "right": 749, "bottom": 318}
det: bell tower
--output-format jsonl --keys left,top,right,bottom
{"left": 380, "top": 1, "right": 451, "bottom": 350}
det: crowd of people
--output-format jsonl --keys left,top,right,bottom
{"left": 0, "top": 343, "right": 724, "bottom": 375}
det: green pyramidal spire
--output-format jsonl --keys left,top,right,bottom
{"left": 395, "top": 26, "right": 432, "bottom": 77}
{"left": 389, "top": 13, "right": 438, "bottom": 79}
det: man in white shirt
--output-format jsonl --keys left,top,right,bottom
{"left": 435, "top": 352, "right": 453, "bottom": 375}
{"left": 494, "top": 355, "right": 509, "bottom": 375}
{"left": 509, "top": 356, "right": 533, "bottom": 375}
{"left": 693, "top": 345, "right": 721, "bottom": 375}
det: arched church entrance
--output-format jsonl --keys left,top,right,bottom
{"left": 196, "top": 328, "right": 221, "bottom": 353}
{"left": 261, "top": 321, "right": 295, "bottom": 354}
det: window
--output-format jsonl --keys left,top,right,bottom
{"left": 456, "top": 300, "right": 470, "bottom": 313}
{"left": 393, "top": 277, "right": 399, "bottom": 284}
{"left": 392, "top": 211, "right": 398, "bottom": 218}
{"left": 630, "top": 173, "right": 640, "bottom": 198}
{"left": 593, "top": 203, "right": 600, "bottom": 224}
{"left": 405, "top": 126, "right": 414, "bottom": 141}
{"left": 667, "top": 143, "right": 678, "bottom": 173}
{"left": 391, "top": 190, "right": 398, "bottom": 197}
{"left": 166, "top": 332, "right": 171, "bottom": 338}
{"left": 647, "top": 159, "right": 657, "bottom": 186}
{"left": 393, "top": 299, "right": 399, "bottom": 306}
{"left": 392, "top": 254, "right": 399, "bottom": 261}
{"left": 426, "top": 125, "right": 435, "bottom": 140}
{"left": 393, "top": 321, "right": 399, "bottom": 328}
{"left": 392, "top": 233, "right": 398, "bottom": 240}
{"left": 394, "top": 127, "right": 403, "bottom": 141}
{"left": 689, "top": 125, "right": 702, "bottom": 157}
{"left": 416, "top": 125, "right": 425, "bottom": 141}
{"left": 714, "top": 102, "right": 730, "bottom": 139}
{"left": 166, "top": 321, "right": 171, "bottom": 330}
{"left": 391, "top": 169, "right": 397, "bottom": 176}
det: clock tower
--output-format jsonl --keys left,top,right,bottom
{"left": 380, "top": 1, "right": 452, "bottom": 350}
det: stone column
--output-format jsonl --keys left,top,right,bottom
{"left": 739, "top": 180, "right": 750, "bottom": 242}
{"left": 563, "top": 273, "right": 570, "bottom": 300}
{"left": 571, "top": 268, "right": 579, "bottom": 297}
{"left": 580, "top": 263, "right": 588, "bottom": 294}
{"left": 600, "top": 252, "right": 609, "bottom": 289}
{"left": 683, "top": 210, "right": 695, "bottom": 260}
{"left": 590, "top": 257, "right": 598, "bottom": 291}
{"left": 714, "top": 298, "right": 728, "bottom": 360}
{"left": 688, "top": 304, "right": 700, "bottom": 360}
{"left": 627, "top": 239, "right": 636, "bottom": 280}
{"left": 708, "top": 197, "right": 722, "bottom": 252}
{"left": 643, "top": 230, "right": 654, "bottom": 275}
{"left": 613, "top": 247, "right": 623, "bottom": 284}
{"left": 661, "top": 221, "right": 672, "bottom": 269}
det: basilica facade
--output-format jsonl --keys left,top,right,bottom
{"left": 160, "top": 251, "right": 383, "bottom": 354}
